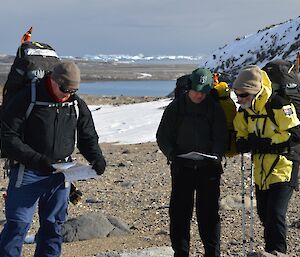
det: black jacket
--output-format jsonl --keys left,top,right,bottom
{"left": 1, "top": 77, "right": 104, "bottom": 171}
{"left": 156, "top": 93, "right": 228, "bottom": 161}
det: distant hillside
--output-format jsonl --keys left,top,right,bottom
{"left": 200, "top": 16, "right": 300, "bottom": 77}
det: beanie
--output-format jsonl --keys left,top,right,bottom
{"left": 190, "top": 68, "right": 213, "bottom": 94}
{"left": 51, "top": 62, "right": 81, "bottom": 89}
{"left": 232, "top": 65, "right": 262, "bottom": 95}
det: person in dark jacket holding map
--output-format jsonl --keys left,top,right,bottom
{"left": 0, "top": 62, "right": 106, "bottom": 257}
{"left": 156, "top": 67, "right": 228, "bottom": 257}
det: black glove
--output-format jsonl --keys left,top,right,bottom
{"left": 92, "top": 157, "right": 106, "bottom": 175}
{"left": 248, "top": 134, "right": 272, "bottom": 153}
{"left": 271, "top": 141, "right": 289, "bottom": 154}
{"left": 236, "top": 138, "right": 250, "bottom": 153}
{"left": 39, "top": 156, "right": 56, "bottom": 175}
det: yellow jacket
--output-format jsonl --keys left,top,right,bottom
{"left": 233, "top": 71, "right": 300, "bottom": 190}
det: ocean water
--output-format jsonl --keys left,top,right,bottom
{"left": 78, "top": 80, "right": 175, "bottom": 97}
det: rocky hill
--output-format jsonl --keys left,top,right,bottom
{"left": 200, "top": 16, "right": 300, "bottom": 77}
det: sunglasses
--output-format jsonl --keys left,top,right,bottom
{"left": 59, "top": 85, "right": 78, "bottom": 94}
{"left": 235, "top": 92, "right": 250, "bottom": 98}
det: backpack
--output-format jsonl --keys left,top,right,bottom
{"left": 174, "top": 74, "right": 238, "bottom": 158}
{"left": 211, "top": 82, "right": 238, "bottom": 157}
{"left": 174, "top": 74, "right": 191, "bottom": 98}
{"left": 262, "top": 59, "right": 300, "bottom": 116}
{"left": 2, "top": 41, "right": 61, "bottom": 107}
{"left": 0, "top": 41, "right": 62, "bottom": 157}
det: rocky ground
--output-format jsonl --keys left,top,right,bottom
{"left": 0, "top": 95, "right": 299, "bottom": 257}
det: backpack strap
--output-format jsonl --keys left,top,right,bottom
{"left": 243, "top": 99, "right": 277, "bottom": 134}
{"left": 176, "top": 94, "right": 186, "bottom": 130}
{"left": 25, "top": 79, "right": 79, "bottom": 119}
{"left": 260, "top": 154, "right": 280, "bottom": 190}
{"left": 25, "top": 78, "right": 38, "bottom": 118}
{"left": 265, "top": 100, "right": 277, "bottom": 126}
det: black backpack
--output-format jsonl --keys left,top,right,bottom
{"left": 1, "top": 41, "right": 62, "bottom": 158}
{"left": 2, "top": 41, "right": 61, "bottom": 107}
{"left": 262, "top": 59, "right": 300, "bottom": 116}
{"left": 174, "top": 74, "right": 192, "bottom": 99}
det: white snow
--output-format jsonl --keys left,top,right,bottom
{"left": 91, "top": 98, "right": 171, "bottom": 145}
{"left": 91, "top": 93, "right": 239, "bottom": 145}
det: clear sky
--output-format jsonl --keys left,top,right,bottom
{"left": 1, "top": 0, "right": 299, "bottom": 57}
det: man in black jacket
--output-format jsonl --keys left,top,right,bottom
{"left": 0, "top": 62, "right": 106, "bottom": 257}
{"left": 156, "top": 68, "right": 228, "bottom": 257}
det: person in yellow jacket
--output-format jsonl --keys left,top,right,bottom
{"left": 232, "top": 65, "right": 300, "bottom": 254}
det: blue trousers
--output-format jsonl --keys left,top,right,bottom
{"left": 0, "top": 167, "right": 69, "bottom": 257}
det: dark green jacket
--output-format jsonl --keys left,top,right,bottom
{"left": 156, "top": 93, "right": 228, "bottom": 161}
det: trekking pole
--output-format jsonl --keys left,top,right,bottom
{"left": 241, "top": 154, "right": 246, "bottom": 257}
{"left": 249, "top": 154, "right": 255, "bottom": 254}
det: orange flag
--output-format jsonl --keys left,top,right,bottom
{"left": 21, "top": 26, "right": 32, "bottom": 43}
{"left": 213, "top": 72, "right": 220, "bottom": 86}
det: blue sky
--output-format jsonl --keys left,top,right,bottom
{"left": 1, "top": 0, "right": 299, "bottom": 57}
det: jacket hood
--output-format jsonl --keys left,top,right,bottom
{"left": 250, "top": 70, "right": 272, "bottom": 113}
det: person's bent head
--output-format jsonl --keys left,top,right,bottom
{"left": 189, "top": 68, "right": 213, "bottom": 104}
{"left": 232, "top": 65, "right": 262, "bottom": 109}
{"left": 50, "top": 62, "right": 81, "bottom": 99}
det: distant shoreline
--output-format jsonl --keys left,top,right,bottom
{"left": 0, "top": 57, "right": 197, "bottom": 86}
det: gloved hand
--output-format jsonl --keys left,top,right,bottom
{"left": 39, "top": 156, "right": 56, "bottom": 175}
{"left": 248, "top": 134, "right": 272, "bottom": 153}
{"left": 236, "top": 138, "right": 250, "bottom": 153}
{"left": 92, "top": 157, "right": 106, "bottom": 175}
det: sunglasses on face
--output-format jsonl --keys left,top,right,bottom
{"left": 59, "top": 85, "right": 78, "bottom": 94}
{"left": 235, "top": 92, "right": 250, "bottom": 98}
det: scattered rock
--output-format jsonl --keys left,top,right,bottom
{"left": 0, "top": 211, "right": 6, "bottom": 225}
{"left": 220, "top": 194, "right": 256, "bottom": 211}
{"left": 62, "top": 212, "right": 129, "bottom": 242}
{"left": 96, "top": 252, "right": 121, "bottom": 257}
{"left": 289, "top": 220, "right": 300, "bottom": 229}
{"left": 120, "top": 181, "right": 135, "bottom": 188}
{"left": 96, "top": 246, "right": 174, "bottom": 257}
{"left": 118, "top": 162, "right": 126, "bottom": 167}
{"left": 248, "top": 250, "right": 291, "bottom": 257}
{"left": 86, "top": 198, "right": 102, "bottom": 204}
{"left": 107, "top": 215, "right": 131, "bottom": 234}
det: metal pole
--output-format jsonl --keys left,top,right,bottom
{"left": 241, "top": 154, "right": 246, "bottom": 257}
{"left": 249, "top": 154, "right": 255, "bottom": 253}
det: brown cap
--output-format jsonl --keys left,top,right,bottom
{"left": 233, "top": 65, "right": 262, "bottom": 95}
{"left": 51, "top": 62, "right": 80, "bottom": 89}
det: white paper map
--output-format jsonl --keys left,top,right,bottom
{"left": 177, "top": 152, "right": 218, "bottom": 161}
{"left": 52, "top": 162, "right": 99, "bottom": 182}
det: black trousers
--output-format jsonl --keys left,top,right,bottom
{"left": 255, "top": 182, "right": 293, "bottom": 254}
{"left": 169, "top": 162, "right": 221, "bottom": 257}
